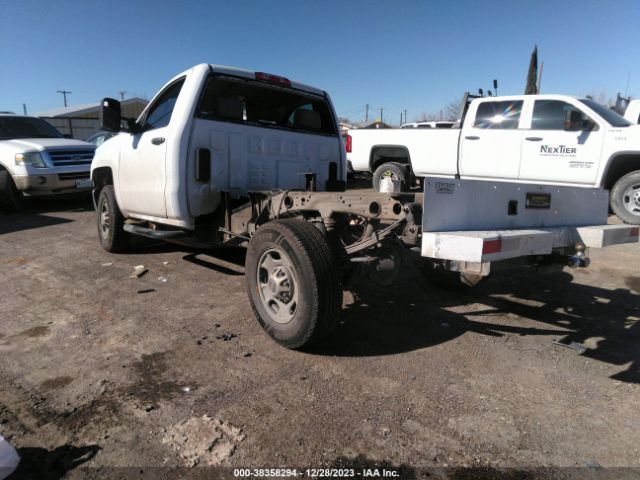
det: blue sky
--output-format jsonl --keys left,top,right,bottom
{"left": 1, "top": 0, "right": 638, "bottom": 123}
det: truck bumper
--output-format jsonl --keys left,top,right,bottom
{"left": 13, "top": 173, "right": 91, "bottom": 196}
{"left": 422, "top": 225, "right": 640, "bottom": 263}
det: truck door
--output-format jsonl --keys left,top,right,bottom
{"left": 459, "top": 99, "right": 525, "bottom": 180}
{"left": 118, "top": 77, "right": 185, "bottom": 218}
{"left": 519, "top": 100, "right": 603, "bottom": 185}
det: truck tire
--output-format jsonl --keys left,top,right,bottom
{"left": 0, "top": 169, "right": 25, "bottom": 213}
{"left": 372, "top": 162, "right": 410, "bottom": 192}
{"left": 245, "top": 218, "right": 342, "bottom": 349}
{"left": 96, "top": 185, "right": 131, "bottom": 252}
{"left": 610, "top": 171, "right": 640, "bottom": 225}
{"left": 420, "top": 260, "right": 484, "bottom": 291}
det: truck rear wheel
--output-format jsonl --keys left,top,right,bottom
{"left": 420, "top": 260, "right": 484, "bottom": 291}
{"left": 611, "top": 171, "right": 640, "bottom": 225}
{"left": 97, "top": 185, "right": 131, "bottom": 252}
{"left": 245, "top": 219, "right": 342, "bottom": 349}
{"left": 0, "top": 169, "right": 25, "bottom": 213}
{"left": 372, "top": 162, "right": 410, "bottom": 192}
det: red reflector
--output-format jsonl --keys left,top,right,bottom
{"left": 255, "top": 72, "right": 291, "bottom": 87}
{"left": 345, "top": 134, "right": 352, "bottom": 153}
{"left": 630, "top": 227, "right": 639, "bottom": 237}
{"left": 482, "top": 239, "right": 502, "bottom": 255}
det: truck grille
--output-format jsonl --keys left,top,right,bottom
{"left": 47, "top": 149, "right": 95, "bottom": 167}
{"left": 58, "top": 172, "right": 90, "bottom": 181}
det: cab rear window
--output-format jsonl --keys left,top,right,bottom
{"left": 197, "top": 76, "right": 337, "bottom": 136}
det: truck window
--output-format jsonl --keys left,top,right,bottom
{"left": 579, "top": 98, "right": 631, "bottom": 127}
{"left": 197, "top": 76, "right": 337, "bottom": 136}
{"left": 143, "top": 77, "right": 185, "bottom": 130}
{"left": 532, "top": 100, "right": 594, "bottom": 130}
{"left": 473, "top": 101, "right": 523, "bottom": 129}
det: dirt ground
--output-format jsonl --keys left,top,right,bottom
{"left": 1, "top": 193, "right": 639, "bottom": 479}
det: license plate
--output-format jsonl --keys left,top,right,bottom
{"left": 75, "top": 178, "right": 92, "bottom": 189}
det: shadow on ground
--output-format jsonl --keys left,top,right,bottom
{"left": 9, "top": 444, "right": 100, "bottom": 480}
{"left": 307, "top": 267, "right": 640, "bottom": 383}
{"left": 0, "top": 194, "right": 93, "bottom": 235}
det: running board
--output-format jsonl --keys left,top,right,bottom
{"left": 123, "top": 224, "right": 186, "bottom": 239}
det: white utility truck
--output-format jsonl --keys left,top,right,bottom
{"left": 0, "top": 115, "right": 95, "bottom": 212}
{"left": 91, "top": 64, "right": 639, "bottom": 349}
{"left": 347, "top": 94, "right": 640, "bottom": 224}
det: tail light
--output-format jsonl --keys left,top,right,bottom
{"left": 345, "top": 134, "right": 352, "bottom": 153}
{"left": 255, "top": 72, "right": 291, "bottom": 87}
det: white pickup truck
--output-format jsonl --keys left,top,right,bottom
{"left": 347, "top": 94, "right": 640, "bottom": 224}
{"left": 90, "top": 64, "right": 639, "bottom": 349}
{"left": 0, "top": 114, "right": 95, "bottom": 212}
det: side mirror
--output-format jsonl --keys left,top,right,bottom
{"left": 100, "top": 98, "right": 122, "bottom": 132}
{"left": 564, "top": 110, "right": 582, "bottom": 131}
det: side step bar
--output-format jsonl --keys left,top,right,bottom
{"left": 123, "top": 224, "right": 186, "bottom": 240}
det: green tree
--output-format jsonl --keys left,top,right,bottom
{"left": 525, "top": 45, "right": 538, "bottom": 95}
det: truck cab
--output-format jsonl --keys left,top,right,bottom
{"left": 92, "top": 63, "right": 345, "bottom": 230}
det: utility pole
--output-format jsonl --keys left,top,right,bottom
{"left": 22, "top": 103, "right": 27, "bottom": 115}
{"left": 399, "top": 113, "right": 402, "bottom": 125}
{"left": 404, "top": 109, "right": 407, "bottom": 125}
{"left": 380, "top": 108, "right": 383, "bottom": 123}
{"left": 365, "top": 104, "right": 369, "bottom": 122}
{"left": 57, "top": 90, "right": 71, "bottom": 107}
{"left": 118, "top": 91, "right": 127, "bottom": 101}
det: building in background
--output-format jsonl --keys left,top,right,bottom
{"left": 35, "top": 98, "right": 147, "bottom": 140}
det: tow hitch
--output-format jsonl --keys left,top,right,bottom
{"left": 567, "top": 242, "right": 590, "bottom": 268}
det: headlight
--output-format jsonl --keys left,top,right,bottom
{"left": 15, "top": 152, "right": 47, "bottom": 168}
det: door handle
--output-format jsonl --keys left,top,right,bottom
{"left": 465, "top": 135, "right": 480, "bottom": 140}
{"left": 151, "top": 137, "right": 165, "bottom": 145}
{"left": 525, "top": 137, "right": 543, "bottom": 141}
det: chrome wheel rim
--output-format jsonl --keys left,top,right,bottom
{"left": 256, "top": 248, "right": 299, "bottom": 324}
{"left": 100, "top": 199, "right": 110, "bottom": 240}
{"left": 622, "top": 183, "right": 640, "bottom": 215}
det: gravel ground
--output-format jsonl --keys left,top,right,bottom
{"left": 0, "top": 194, "right": 639, "bottom": 479}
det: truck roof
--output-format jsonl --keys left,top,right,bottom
{"left": 472, "top": 94, "right": 582, "bottom": 102}
{"left": 185, "top": 63, "right": 326, "bottom": 97}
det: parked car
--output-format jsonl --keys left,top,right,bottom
{"left": 86, "top": 131, "right": 116, "bottom": 146}
{"left": 0, "top": 115, "right": 95, "bottom": 212}
{"left": 347, "top": 94, "right": 640, "bottom": 224}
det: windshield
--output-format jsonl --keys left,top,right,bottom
{"left": 580, "top": 99, "right": 631, "bottom": 127}
{"left": 0, "top": 116, "right": 63, "bottom": 140}
{"left": 197, "top": 76, "right": 338, "bottom": 136}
